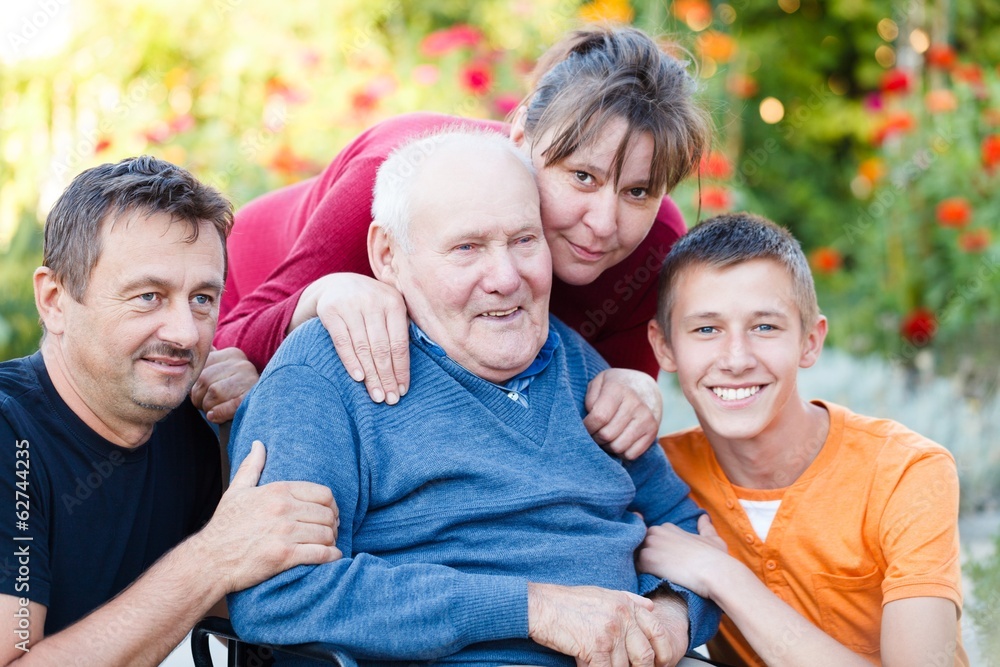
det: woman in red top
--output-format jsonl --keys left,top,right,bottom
{"left": 214, "top": 26, "right": 710, "bottom": 458}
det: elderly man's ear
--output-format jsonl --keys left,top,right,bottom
{"left": 33, "top": 266, "right": 68, "bottom": 336}
{"left": 367, "top": 224, "right": 402, "bottom": 290}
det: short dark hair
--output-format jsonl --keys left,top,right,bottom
{"left": 43, "top": 156, "right": 233, "bottom": 301}
{"left": 521, "top": 25, "right": 711, "bottom": 196}
{"left": 656, "top": 212, "right": 820, "bottom": 338}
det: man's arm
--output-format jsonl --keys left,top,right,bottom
{"left": 624, "top": 443, "right": 720, "bottom": 649}
{"left": 0, "top": 442, "right": 338, "bottom": 666}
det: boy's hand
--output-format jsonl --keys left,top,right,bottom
{"left": 637, "top": 516, "right": 729, "bottom": 600}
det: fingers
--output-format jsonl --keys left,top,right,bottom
{"left": 286, "top": 480, "right": 335, "bottom": 507}
{"left": 623, "top": 615, "right": 657, "bottom": 667}
{"left": 324, "top": 310, "right": 367, "bottom": 383}
{"left": 384, "top": 304, "right": 410, "bottom": 398}
{"left": 230, "top": 440, "right": 265, "bottom": 488}
{"left": 289, "top": 543, "right": 343, "bottom": 567}
{"left": 364, "top": 311, "right": 401, "bottom": 404}
{"left": 635, "top": 608, "right": 673, "bottom": 667}
{"left": 206, "top": 396, "right": 242, "bottom": 424}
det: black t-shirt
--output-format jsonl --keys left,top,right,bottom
{"left": 0, "top": 352, "right": 221, "bottom": 634}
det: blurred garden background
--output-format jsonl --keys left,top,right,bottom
{"left": 1, "top": 0, "right": 998, "bottom": 661}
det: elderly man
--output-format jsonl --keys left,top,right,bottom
{"left": 0, "top": 157, "right": 340, "bottom": 665}
{"left": 228, "top": 130, "right": 719, "bottom": 666}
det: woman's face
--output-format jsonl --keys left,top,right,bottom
{"left": 512, "top": 113, "right": 664, "bottom": 286}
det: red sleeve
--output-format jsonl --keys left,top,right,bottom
{"left": 550, "top": 196, "right": 686, "bottom": 377}
{"left": 214, "top": 155, "right": 382, "bottom": 371}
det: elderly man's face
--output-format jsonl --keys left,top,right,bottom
{"left": 391, "top": 147, "right": 552, "bottom": 383}
{"left": 59, "top": 211, "right": 225, "bottom": 427}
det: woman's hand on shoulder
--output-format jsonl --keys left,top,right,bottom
{"left": 584, "top": 367, "right": 663, "bottom": 459}
{"left": 297, "top": 273, "right": 410, "bottom": 404}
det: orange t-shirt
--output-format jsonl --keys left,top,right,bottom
{"left": 661, "top": 401, "right": 967, "bottom": 666}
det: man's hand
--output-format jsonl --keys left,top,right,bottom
{"left": 194, "top": 440, "right": 341, "bottom": 594}
{"left": 647, "top": 590, "right": 690, "bottom": 664}
{"left": 190, "top": 347, "right": 259, "bottom": 423}
{"left": 637, "top": 516, "right": 729, "bottom": 600}
{"left": 584, "top": 368, "right": 663, "bottom": 460}
{"left": 294, "top": 273, "right": 410, "bottom": 405}
{"left": 527, "top": 582, "right": 679, "bottom": 667}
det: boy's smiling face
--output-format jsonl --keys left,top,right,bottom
{"left": 649, "top": 258, "right": 827, "bottom": 446}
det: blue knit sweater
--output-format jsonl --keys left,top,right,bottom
{"left": 228, "top": 317, "right": 719, "bottom": 665}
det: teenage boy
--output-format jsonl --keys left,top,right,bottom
{"left": 638, "top": 212, "right": 966, "bottom": 666}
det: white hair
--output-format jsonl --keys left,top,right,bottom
{"left": 371, "top": 127, "right": 535, "bottom": 251}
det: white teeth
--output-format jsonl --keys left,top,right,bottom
{"left": 712, "top": 386, "right": 761, "bottom": 401}
{"left": 483, "top": 308, "right": 517, "bottom": 317}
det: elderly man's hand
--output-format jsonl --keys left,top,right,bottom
{"left": 190, "top": 347, "right": 259, "bottom": 423}
{"left": 584, "top": 368, "right": 663, "bottom": 460}
{"left": 193, "top": 440, "right": 341, "bottom": 594}
{"left": 527, "top": 582, "right": 681, "bottom": 667}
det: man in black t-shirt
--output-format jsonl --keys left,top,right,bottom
{"left": 0, "top": 157, "right": 340, "bottom": 665}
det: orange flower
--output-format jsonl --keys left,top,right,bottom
{"left": 727, "top": 73, "right": 758, "bottom": 99}
{"left": 880, "top": 69, "right": 911, "bottom": 95}
{"left": 925, "top": 44, "right": 956, "bottom": 70}
{"left": 858, "top": 158, "right": 884, "bottom": 184}
{"left": 699, "top": 151, "right": 732, "bottom": 179}
{"left": 270, "top": 145, "right": 319, "bottom": 176}
{"left": 935, "top": 197, "right": 972, "bottom": 228}
{"left": 671, "top": 0, "right": 712, "bottom": 29}
{"left": 958, "top": 229, "right": 991, "bottom": 253}
{"left": 925, "top": 89, "right": 957, "bottom": 114}
{"left": 578, "top": 0, "right": 634, "bottom": 23}
{"left": 810, "top": 247, "right": 842, "bottom": 274}
{"left": 94, "top": 137, "right": 112, "bottom": 154}
{"left": 420, "top": 25, "right": 482, "bottom": 57}
{"left": 982, "top": 135, "right": 1000, "bottom": 170}
{"left": 983, "top": 109, "right": 1000, "bottom": 127}
{"left": 699, "top": 185, "right": 732, "bottom": 211}
{"left": 900, "top": 308, "right": 937, "bottom": 347}
{"left": 460, "top": 61, "right": 493, "bottom": 95}
{"left": 697, "top": 31, "right": 736, "bottom": 63}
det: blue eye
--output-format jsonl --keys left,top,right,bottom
{"left": 696, "top": 326, "right": 716, "bottom": 334}
{"left": 193, "top": 294, "right": 212, "bottom": 305}
{"left": 756, "top": 324, "right": 775, "bottom": 332}
{"left": 138, "top": 293, "right": 157, "bottom": 302}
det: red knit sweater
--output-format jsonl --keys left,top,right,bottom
{"left": 215, "top": 112, "right": 687, "bottom": 376}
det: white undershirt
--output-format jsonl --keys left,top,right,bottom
{"left": 738, "top": 498, "right": 782, "bottom": 542}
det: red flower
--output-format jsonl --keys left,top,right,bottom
{"left": 265, "top": 77, "right": 308, "bottom": 104}
{"left": 351, "top": 91, "right": 378, "bottom": 113}
{"left": 982, "top": 135, "right": 1000, "bottom": 170}
{"left": 699, "top": 185, "right": 732, "bottom": 211}
{"left": 143, "top": 121, "right": 172, "bottom": 144}
{"left": 953, "top": 63, "right": 983, "bottom": 86}
{"left": 168, "top": 114, "right": 195, "bottom": 134}
{"left": 871, "top": 111, "right": 915, "bottom": 145}
{"left": 699, "top": 152, "right": 732, "bottom": 179}
{"left": 958, "top": 229, "right": 991, "bottom": 253}
{"left": 493, "top": 93, "right": 521, "bottom": 118}
{"left": 810, "top": 247, "right": 843, "bottom": 274}
{"left": 900, "top": 308, "right": 937, "bottom": 347}
{"left": 880, "top": 69, "right": 911, "bottom": 95}
{"left": 935, "top": 197, "right": 972, "bottom": 228}
{"left": 94, "top": 137, "right": 112, "bottom": 154}
{"left": 925, "top": 44, "right": 956, "bottom": 70}
{"left": 420, "top": 24, "right": 482, "bottom": 57}
{"left": 460, "top": 62, "right": 493, "bottom": 95}
{"left": 727, "top": 74, "right": 758, "bottom": 99}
